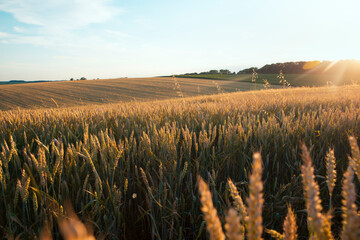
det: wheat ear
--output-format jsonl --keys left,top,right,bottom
{"left": 265, "top": 229, "right": 283, "bottom": 240}
{"left": 246, "top": 152, "right": 264, "bottom": 240}
{"left": 348, "top": 136, "right": 360, "bottom": 180}
{"left": 198, "top": 176, "right": 225, "bottom": 240}
{"left": 283, "top": 205, "right": 298, "bottom": 240}
{"left": 300, "top": 144, "right": 333, "bottom": 240}
{"left": 225, "top": 208, "right": 244, "bottom": 240}
{"left": 341, "top": 165, "right": 360, "bottom": 240}
{"left": 228, "top": 178, "right": 247, "bottom": 224}
{"left": 325, "top": 149, "right": 336, "bottom": 199}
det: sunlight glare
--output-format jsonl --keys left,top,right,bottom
{"left": 302, "top": 61, "right": 321, "bottom": 70}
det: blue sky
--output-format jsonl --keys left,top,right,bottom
{"left": 0, "top": 0, "right": 359, "bottom": 81}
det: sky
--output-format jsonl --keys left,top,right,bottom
{"left": 0, "top": 0, "right": 360, "bottom": 81}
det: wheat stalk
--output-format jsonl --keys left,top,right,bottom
{"left": 283, "top": 205, "right": 298, "bottom": 240}
{"left": 32, "top": 190, "right": 38, "bottom": 212}
{"left": 18, "top": 169, "right": 30, "bottom": 203}
{"left": 0, "top": 158, "right": 5, "bottom": 189}
{"left": 341, "top": 165, "right": 360, "bottom": 240}
{"left": 300, "top": 144, "right": 333, "bottom": 240}
{"left": 77, "top": 149, "right": 102, "bottom": 194}
{"left": 124, "top": 178, "right": 128, "bottom": 195}
{"left": 198, "top": 176, "right": 225, "bottom": 240}
{"left": 348, "top": 136, "right": 360, "bottom": 180}
{"left": 228, "top": 178, "right": 247, "bottom": 224}
{"left": 38, "top": 147, "right": 48, "bottom": 186}
{"left": 325, "top": 149, "right": 336, "bottom": 198}
{"left": 246, "top": 152, "right": 264, "bottom": 240}
{"left": 265, "top": 229, "right": 283, "bottom": 240}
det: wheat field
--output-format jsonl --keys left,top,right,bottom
{"left": 0, "top": 85, "right": 359, "bottom": 239}
{"left": 0, "top": 77, "right": 277, "bottom": 110}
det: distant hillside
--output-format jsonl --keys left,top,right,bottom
{"left": 256, "top": 60, "right": 360, "bottom": 75}
{"left": 177, "top": 60, "right": 360, "bottom": 85}
{"left": 0, "top": 77, "right": 278, "bottom": 111}
{"left": 0, "top": 80, "right": 50, "bottom": 85}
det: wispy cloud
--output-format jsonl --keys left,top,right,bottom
{"left": 0, "top": 0, "right": 123, "bottom": 30}
{"left": 0, "top": 31, "right": 13, "bottom": 38}
{"left": 13, "top": 26, "right": 27, "bottom": 33}
{"left": 0, "top": 0, "right": 125, "bottom": 48}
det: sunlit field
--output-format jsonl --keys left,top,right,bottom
{"left": 178, "top": 60, "right": 360, "bottom": 87}
{"left": 0, "top": 85, "right": 359, "bottom": 239}
{"left": 2, "top": 0, "right": 360, "bottom": 238}
{"left": 177, "top": 73, "right": 353, "bottom": 86}
{"left": 0, "top": 77, "right": 281, "bottom": 111}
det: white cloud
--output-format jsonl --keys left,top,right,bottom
{"left": 13, "top": 26, "right": 27, "bottom": 33}
{"left": 0, "top": 0, "right": 123, "bottom": 30}
{"left": 11, "top": 35, "right": 55, "bottom": 46}
{"left": 0, "top": 1, "right": 126, "bottom": 49}
{"left": 0, "top": 32, "right": 13, "bottom": 38}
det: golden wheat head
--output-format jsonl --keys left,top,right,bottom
{"left": 341, "top": 165, "right": 360, "bottom": 240}
{"left": 300, "top": 144, "right": 333, "bottom": 240}
{"left": 348, "top": 136, "right": 360, "bottom": 180}
{"left": 283, "top": 205, "right": 298, "bottom": 240}
{"left": 225, "top": 208, "right": 244, "bottom": 240}
{"left": 325, "top": 148, "right": 336, "bottom": 197}
{"left": 198, "top": 176, "right": 225, "bottom": 240}
{"left": 227, "top": 178, "right": 247, "bottom": 224}
{"left": 246, "top": 152, "right": 264, "bottom": 240}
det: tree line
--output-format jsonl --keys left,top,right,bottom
{"left": 181, "top": 60, "right": 360, "bottom": 76}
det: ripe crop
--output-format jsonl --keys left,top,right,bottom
{"left": 0, "top": 85, "right": 359, "bottom": 239}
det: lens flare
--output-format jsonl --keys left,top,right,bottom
{"left": 303, "top": 61, "right": 321, "bottom": 70}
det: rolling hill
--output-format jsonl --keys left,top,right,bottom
{"left": 0, "top": 77, "right": 279, "bottom": 110}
